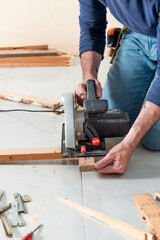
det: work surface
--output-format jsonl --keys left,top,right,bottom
{"left": 0, "top": 57, "right": 159, "bottom": 240}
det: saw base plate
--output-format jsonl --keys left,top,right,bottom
{"left": 61, "top": 124, "right": 106, "bottom": 158}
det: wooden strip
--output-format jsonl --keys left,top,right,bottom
{"left": 0, "top": 55, "right": 72, "bottom": 63}
{"left": 78, "top": 157, "right": 95, "bottom": 172}
{"left": 0, "top": 49, "right": 60, "bottom": 58}
{"left": 154, "top": 191, "right": 160, "bottom": 201}
{"left": 0, "top": 44, "right": 48, "bottom": 50}
{"left": 0, "top": 90, "right": 60, "bottom": 109}
{"left": 57, "top": 198, "right": 153, "bottom": 240}
{"left": 0, "top": 63, "right": 71, "bottom": 67}
{"left": 133, "top": 193, "right": 160, "bottom": 239}
{"left": 0, "top": 147, "right": 62, "bottom": 161}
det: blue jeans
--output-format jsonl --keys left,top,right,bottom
{"left": 102, "top": 31, "right": 160, "bottom": 150}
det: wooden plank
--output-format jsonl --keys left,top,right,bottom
{"left": 57, "top": 198, "right": 153, "bottom": 240}
{"left": 0, "top": 49, "right": 60, "bottom": 58}
{"left": 0, "top": 55, "right": 72, "bottom": 63}
{"left": 0, "top": 147, "right": 62, "bottom": 161}
{"left": 78, "top": 157, "right": 95, "bottom": 172}
{"left": 0, "top": 91, "right": 60, "bottom": 109}
{"left": 0, "top": 44, "right": 48, "bottom": 50}
{"left": 0, "top": 63, "right": 70, "bottom": 67}
{"left": 154, "top": 191, "right": 160, "bottom": 201}
{"left": 133, "top": 193, "right": 160, "bottom": 239}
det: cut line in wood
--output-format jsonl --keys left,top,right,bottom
{"left": 56, "top": 198, "right": 153, "bottom": 240}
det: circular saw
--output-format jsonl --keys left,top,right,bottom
{"left": 61, "top": 80, "right": 130, "bottom": 157}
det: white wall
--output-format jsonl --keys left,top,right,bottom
{"left": 0, "top": 0, "right": 122, "bottom": 55}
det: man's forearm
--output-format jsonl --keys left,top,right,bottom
{"left": 122, "top": 101, "right": 160, "bottom": 151}
{"left": 81, "top": 51, "right": 102, "bottom": 82}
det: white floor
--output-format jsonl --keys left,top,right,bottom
{"left": 0, "top": 57, "right": 159, "bottom": 239}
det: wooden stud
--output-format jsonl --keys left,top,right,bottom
{"left": 0, "top": 49, "right": 60, "bottom": 58}
{"left": 0, "top": 63, "right": 71, "bottom": 67}
{"left": 0, "top": 55, "right": 72, "bottom": 63}
{"left": 154, "top": 191, "right": 160, "bottom": 201}
{"left": 78, "top": 157, "right": 95, "bottom": 172}
{"left": 57, "top": 198, "right": 153, "bottom": 240}
{"left": 133, "top": 193, "right": 160, "bottom": 239}
{"left": 0, "top": 91, "right": 60, "bottom": 109}
{"left": 0, "top": 147, "right": 62, "bottom": 161}
{"left": 0, "top": 44, "right": 48, "bottom": 50}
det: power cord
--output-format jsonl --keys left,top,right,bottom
{"left": 0, "top": 102, "right": 80, "bottom": 114}
{"left": 0, "top": 104, "right": 64, "bottom": 114}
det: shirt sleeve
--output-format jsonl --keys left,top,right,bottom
{"left": 145, "top": 14, "right": 160, "bottom": 106}
{"left": 79, "top": 0, "right": 107, "bottom": 57}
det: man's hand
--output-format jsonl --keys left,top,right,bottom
{"left": 76, "top": 79, "right": 102, "bottom": 106}
{"left": 95, "top": 142, "right": 132, "bottom": 174}
{"left": 95, "top": 101, "right": 160, "bottom": 174}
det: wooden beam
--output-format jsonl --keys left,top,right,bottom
{"left": 0, "top": 55, "right": 72, "bottom": 63}
{"left": 0, "top": 44, "right": 48, "bottom": 50}
{"left": 0, "top": 91, "right": 60, "bottom": 109}
{"left": 56, "top": 198, "right": 153, "bottom": 240}
{"left": 0, "top": 63, "right": 70, "bottom": 67}
{"left": 0, "top": 147, "right": 62, "bottom": 161}
{"left": 0, "top": 147, "right": 97, "bottom": 172}
{"left": 0, "top": 49, "right": 60, "bottom": 58}
{"left": 133, "top": 193, "right": 160, "bottom": 239}
{"left": 78, "top": 157, "right": 95, "bottom": 172}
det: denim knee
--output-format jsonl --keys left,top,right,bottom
{"left": 142, "top": 121, "right": 160, "bottom": 151}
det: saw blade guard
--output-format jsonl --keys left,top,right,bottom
{"left": 61, "top": 93, "right": 76, "bottom": 149}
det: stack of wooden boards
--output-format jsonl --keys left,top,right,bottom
{"left": 0, "top": 44, "right": 72, "bottom": 67}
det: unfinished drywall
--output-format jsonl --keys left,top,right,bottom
{"left": 0, "top": 0, "right": 122, "bottom": 55}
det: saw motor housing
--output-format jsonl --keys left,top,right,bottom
{"left": 61, "top": 80, "right": 130, "bottom": 157}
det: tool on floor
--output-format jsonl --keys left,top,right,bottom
{"left": 12, "top": 193, "right": 27, "bottom": 227}
{"left": 61, "top": 79, "right": 130, "bottom": 157}
{"left": 14, "top": 192, "right": 27, "bottom": 214}
{"left": 1, "top": 214, "right": 13, "bottom": 237}
{"left": 21, "top": 195, "right": 31, "bottom": 203}
{"left": 0, "top": 203, "right": 11, "bottom": 214}
{"left": 11, "top": 201, "right": 18, "bottom": 227}
{"left": 0, "top": 203, "right": 12, "bottom": 235}
{"left": 22, "top": 224, "right": 43, "bottom": 240}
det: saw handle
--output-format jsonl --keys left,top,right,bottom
{"left": 84, "top": 79, "right": 108, "bottom": 114}
{"left": 86, "top": 80, "right": 97, "bottom": 100}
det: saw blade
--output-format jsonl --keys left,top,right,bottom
{"left": 61, "top": 93, "right": 76, "bottom": 149}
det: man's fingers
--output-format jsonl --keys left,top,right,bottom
{"left": 95, "top": 81, "right": 102, "bottom": 98}
{"left": 95, "top": 156, "right": 112, "bottom": 169}
{"left": 76, "top": 83, "right": 87, "bottom": 98}
{"left": 95, "top": 165, "right": 125, "bottom": 174}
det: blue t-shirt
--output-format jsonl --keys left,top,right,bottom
{"left": 79, "top": 0, "right": 160, "bottom": 106}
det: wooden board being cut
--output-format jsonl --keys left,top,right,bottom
{"left": 0, "top": 147, "right": 62, "bottom": 161}
{"left": 0, "top": 91, "right": 60, "bottom": 109}
{"left": 133, "top": 193, "right": 160, "bottom": 239}
{"left": 57, "top": 198, "right": 153, "bottom": 240}
{"left": 78, "top": 157, "right": 95, "bottom": 172}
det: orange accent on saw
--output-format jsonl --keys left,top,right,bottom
{"left": 81, "top": 146, "right": 86, "bottom": 153}
{"left": 92, "top": 138, "right": 100, "bottom": 146}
